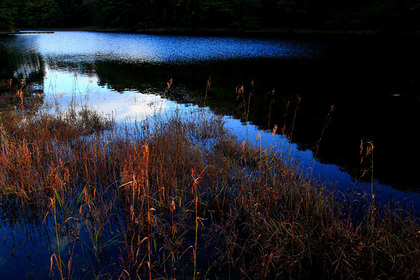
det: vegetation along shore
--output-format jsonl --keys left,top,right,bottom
{"left": 1, "top": 1, "right": 420, "bottom": 36}
{"left": 0, "top": 79, "right": 418, "bottom": 279}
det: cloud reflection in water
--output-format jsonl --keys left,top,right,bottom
{"left": 42, "top": 67, "right": 171, "bottom": 121}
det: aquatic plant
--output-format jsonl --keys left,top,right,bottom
{"left": 0, "top": 81, "right": 418, "bottom": 279}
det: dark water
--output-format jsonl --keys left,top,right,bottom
{"left": 1, "top": 30, "right": 420, "bottom": 279}
{"left": 1, "top": 31, "right": 420, "bottom": 196}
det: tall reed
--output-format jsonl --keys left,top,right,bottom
{"left": 0, "top": 80, "right": 418, "bottom": 280}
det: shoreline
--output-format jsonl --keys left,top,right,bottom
{"left": 8, "top": 26, "right": 420, "bottom": 39}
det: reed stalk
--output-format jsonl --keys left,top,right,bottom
{"left": 191, "top": 169, "right": 201, "bottom": 280}
{"left": 0, "top": 81, "right": 418, "bottom": 280}
{"left": 204, "top": 76, "right": 211, "bottom": 106}
{"left": 311, "top": 104, "right": 334, "bottom": 177}
{"left": 51, "top": 194, "right": 65, "bottom": 280}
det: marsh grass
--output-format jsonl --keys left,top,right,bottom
{"left": 0, "top": 83, "right": 419, "bottom": 279}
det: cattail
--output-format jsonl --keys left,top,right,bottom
{"left": 360, "top": 139, "right": 364, "bottom": 155}
{"left": 272, "top": 125, "right": 278, "bottom": 135}
{"left": 207, "top": 76, "right": 211, "bottom": 91}
{"left": 366, "top": 143, "right": 374, "bottom": 156}
{"left": 170, "top": 200, "right": 175, "bottom": 213}
{"left": 236, "top": 85, "right": 244, "bottom": 100}
{"left": 256, "top": 131, "right": 262, "bottom": 140}
{"left": 360, "top": 138, "right": 374, "bottom": 163}
{"left": 281, "top": 125, "right": 286, "bottom": 134}
{"left": 164, "top": 78, "right": 173, "bottom": 98}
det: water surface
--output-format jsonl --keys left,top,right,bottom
{"left": 1, "top": 30, "right": 420, "bottom": 205}
{"left": 1, "top": 30, "right": 420, "bottom": 280}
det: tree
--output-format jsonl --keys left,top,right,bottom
{"left": 18, "top": 0, "right": 64, "bottom": 28}
{"left": 0, "top": 0, "right": 17, "bottom": 31}
{"left": 405, "top": 0, "right": 420, "bottom": 30}
{"left": 2, "top": 0, "right": 418, "bottom": 33}
{"left": 237, "top": 0, "right": 264, "bottom": 28}
{"left": 199, "top": 1, "right": 236, "bottom": 27}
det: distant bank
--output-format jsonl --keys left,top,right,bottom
{"left": 0, "top": 30, "right": 54, "bottom": 35}
{"left": 4, "top": 27, "right": 420, "bottom": 38}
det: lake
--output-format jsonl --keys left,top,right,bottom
{"left": 1, "top": 30, "right": 420, "bottom": 279}
{"left": 1, "top": 31, "right": 420, "bottom": 210}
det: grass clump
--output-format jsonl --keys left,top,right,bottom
{"left": 0, "top": 101, "right": 418, "bottom": 279}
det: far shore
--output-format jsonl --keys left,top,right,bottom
{"left": 4, "top": 26, "right": 420, "bottom": 38}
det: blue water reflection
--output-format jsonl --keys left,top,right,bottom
{"left": 13, "top": 31, "right": 325, "bottom": 64}
{"left": 223, "top": 117, "right": 420, "bottom": 216}
{"left": 43, "top": 68, "right": 173, "bottom": 121}
{"left": 1, "top": 31, "right": 419, "bottom": 279}
{"left": 2, "top": 31, "right": 419, "bottom": 214}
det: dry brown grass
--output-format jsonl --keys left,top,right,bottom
{"left": 0, "top": 86, "right": 418, "bottom": 279}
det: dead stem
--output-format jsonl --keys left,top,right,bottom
{"left": 0, "top": 83, "right": 418, "bottom": 280}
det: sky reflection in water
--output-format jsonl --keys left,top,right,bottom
{"left": 5, "top": 31, "right": 420, "bottom": 214}
{"left": 18, "top": 31, "right": 324, "bottom": 64}
{"left": 224, "top": 116, "right": 420, "bottom": 216}
{"left": 37, "top": 31, "right": 323, "bottom": 122}
{"left": 43, "top": 67, "right": 173, "bottom": 121}
{"left": 1, "top": 31, "right": 419, "bottom": 280}
{"left": 32, "top": 31, "right": 321, "bottom": 120}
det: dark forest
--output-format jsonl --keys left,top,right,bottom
{"left": 1, "top": 0, "right": 420, "bottom": 34}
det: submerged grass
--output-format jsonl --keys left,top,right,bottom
{"left": 0, "top": 86, "right": 419, "bottom": 279}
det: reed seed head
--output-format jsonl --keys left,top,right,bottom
{"left": 272, "top": 125, "right": 278, "bottom": 135}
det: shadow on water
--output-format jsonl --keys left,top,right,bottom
{"left": 1, "top": 32, "right": 420, "bottom": 279}
{"left": 94, "top": 54, "right": 420, "bottom": 193}
{"left": 1, "top": 32, "right": 420, "bottom": 192}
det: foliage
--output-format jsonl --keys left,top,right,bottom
{"left": 0, "top": 0, "right": 17, "bottom": 31}
{"left": 23, "top": 0, "right": 63, "bottom": 28}
{"left": 1, "top": 0, "right": 419, "bottom": 33}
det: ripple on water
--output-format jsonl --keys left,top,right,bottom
{"left": 6, "top": 31, "right": 327, "bottom": 65}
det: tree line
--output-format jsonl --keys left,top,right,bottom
{"left": 1, "top": 0, "right": 420, "bottom": 34}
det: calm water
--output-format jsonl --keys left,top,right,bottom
{"left": 2, "top": 31, "right": 420, "bottom": 202}
{"left": 1, "top": 31, "right": 420, "bottom": 277}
